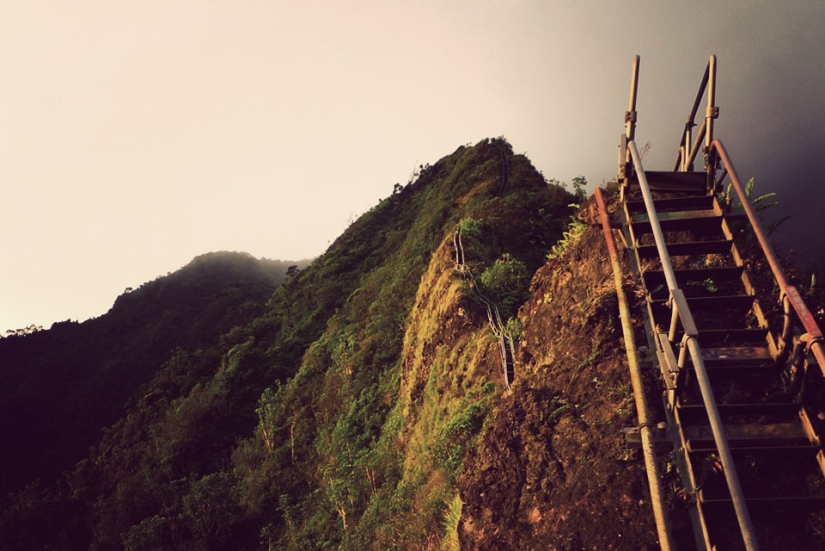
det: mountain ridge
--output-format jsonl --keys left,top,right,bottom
{"left": 0, "top": 251, "right": 301, "bottom": 499}
{"left": 1, "top": 138, "right": 591, "bottom": 550}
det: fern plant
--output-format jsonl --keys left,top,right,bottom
{"left": 724, "top": 177, "right": 793, "bottom": 236}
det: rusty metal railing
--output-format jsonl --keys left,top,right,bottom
{"left": 709, "top": 140, "right": 825, "bottom": 374}
{"left": 628, "top": 140, "right": 761, "bottom": 551}
{"left": 673, "top": 56, "right": 718, "bottom": 175}
{"left": 618, "top": 56, "right": 640, "bottom": 183}
{"left": 594, "top": 187, "right": 675, "bottom": 551}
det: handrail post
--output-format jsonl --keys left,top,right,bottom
{"left": 704, "top": 56, "right": 719, "bottom": 191}
{"left": 674, "top": 57, "right": 715, "bottom": 173}
{"left": 704, "top": 55, "right": 718, "bottom": 153}
{"left": 623, "top": 56, "right": 640, "bottom": 179}
{"left": 620, "top": 56, "right": 640, "bottom": 201}
{"left": 626, "top": 55, "right": 640, "bottom": 144}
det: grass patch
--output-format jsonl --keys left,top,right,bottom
{"left": 441, "top": 492, "right": 463, "bottom": 551}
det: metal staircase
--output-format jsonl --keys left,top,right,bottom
{"left": 606, "top": 56, "right": 825, "bottom": 551}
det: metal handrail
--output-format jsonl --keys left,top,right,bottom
{"left": 595, "top": 187, "right": 675, "bottom": 551}
{"left": 453, "top": 225, "right": 516, "bottom": 390}
{"left": 709, "top": 140, "right": 825, "bottom": 374}
{"left": 673, "top": 56, "right": 718, "bottom": 173}
{"left": 619, "top": 56, "right": 641, "bottom": 183}
{"left": 628, "top": 140, "right": 761, "bottom": 551}
{"left": 626, "top": 55, "right": 640, "bottom": 143}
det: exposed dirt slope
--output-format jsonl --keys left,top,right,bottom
{"left": 458, "top": 222, "right": 670, "bottom": 550}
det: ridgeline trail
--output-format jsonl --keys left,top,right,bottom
{"left": 453, "top": 223, "right": 516, "bottom": 390}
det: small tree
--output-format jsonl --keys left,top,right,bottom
{"left": 571, "top": 175, "right": 588, "bottom": 201}
{"left": 479, "top": 254, "right": 530, "bottom": 318}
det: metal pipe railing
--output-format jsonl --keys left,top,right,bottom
{"left": 709, "top": 140, "right": 825, "bottom": 374}
{"left": 629, "top": 141, "right": 761, "bottom": 551}
{"left": 673, "top": 56, "right": 717, "bottom": 172}
{"left": 595, "top": 187, "right": 675, "bottom": 551}
{"left": 626, "top": 55, "right": 640, "bottom": 144}
{"left": 704, "top": 56, "right": 718, "bottom": 153}
{"left": 685, "top": 118, "right": 707, "bottom": 171}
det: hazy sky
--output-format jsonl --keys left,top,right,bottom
{"left": 2, "top": 1, "right": 823, "bottom": 331}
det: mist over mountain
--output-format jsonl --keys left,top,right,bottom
{"left": 0, "top": 252, "right": 302, "bottom": 497}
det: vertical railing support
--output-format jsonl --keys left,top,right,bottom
{"left": 626, "top": 55, "right": 640, "bottom": 144}
{"left": 674, "top": 56, "right": 718, "bottom": 176}
{"left": 704, "top": 56, "right": 719, "bottom": 190}
{"left": 704, "top": 55, "right": 718, "bottom": 153}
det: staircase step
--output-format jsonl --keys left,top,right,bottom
{"left": 683, "top": 422, "right": 808, "bottom": 448}
{"left": 636, "top": 239, "right": 733, "bottom": 258}
{"left": 699, "top": 494, "right": 825, "bottom": 510}
{"left": 688, "top": 443, "right": 821, "bottom": 460}
{"left": 643, "top": 266, "right": 744, "bottom": 286}
{"left": 631, "top": 211, "right": 724, "bottom": 234}
{"left": 626, "top": 171, "right": 708, "bottom": 192}
{"left": 690, "top": 328, "right": 769, "bottom": 345}
{"left": 632, "top": 208, "right": 720, "bottom": 224}
{"left": 650, "top": 294, "right": 755, "bottom": 312}
{"left": 692, "top": 346, "right": 774, "bottom": 367}
{"left": 677, "top": 402, "right": 801, "bottom": 422}
{"left": 625, "top": 195, "right": 715, "bottom": 215}
{"left": 632, "top": 210, "right": 748, "bottom": 234}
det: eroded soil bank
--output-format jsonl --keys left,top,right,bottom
{"left": 458, "top": 224, "right": 695, "bottom": 550}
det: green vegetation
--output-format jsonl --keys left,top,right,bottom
{"left": 0, "top": 251, "right": 298, "bottom": 499}
{"left": 479, "top": 254, "right": 530, "bottom": 319}
{"left": 0, "top": 138, "right": 576, "bottom": 550}
{"left": 548, "top": 209, "right": 588, "bottom": 259}
{"left": 724, "top": 176, "right": 793, "bottom": 236}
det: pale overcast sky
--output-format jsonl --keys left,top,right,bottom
{"left": 1, "top": 1, "right": 823, "bottom": 331}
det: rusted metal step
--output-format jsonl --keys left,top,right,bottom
{"left": 632, "top": 209, "right": 721, "bottom": 224}
{"left": 699, "top": 494, "right": 825, "bottom": 510}
{"left": 625, "top": 170, "right": 708, "bottom": 192}
{"left": 650, "top": 294, "right": 755, "bottom": 312}
{"left": 677, "top": 402, "right": 800, "bottom": 423}
{"left": 632, "top": 210, "right": 749, "bottom": 234}
{"left": 636, "top": 239, "right": 733, "bottom": 258}
{"left": 683, "top": 422, "right": 809, "bottom": 448}
{"left": 632, "top": 216, "right": 722, "bottom": 237}
{"left": 643, "top": 266, "right": 744, "bottom": 286}
{"left": 691, "top": 328, "right": 769, "bottom": 345}
{"left": 625, "top": 195, "right": 715, "bottom": 214}
{"left": 685, "top": 346, "right": 774, "bottom": 369}
{"left": 688, "top": 443, "right": 821, "bottom": 460}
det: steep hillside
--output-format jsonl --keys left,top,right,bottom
{"left": 0, "top": 252, "right": 298, "bottom": 497}
{"left": 458, "top": 218, "right": 664, "bottom": 550}
{"left": 0, "top": 138, "right": 581, "bottom": 550}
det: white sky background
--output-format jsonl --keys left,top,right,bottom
{"left": 1, "top": 1, "right": 823, "bottom": 331}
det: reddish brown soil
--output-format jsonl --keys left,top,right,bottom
{"left": 458, "top": 228, "right": 688, "bottom": 550}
